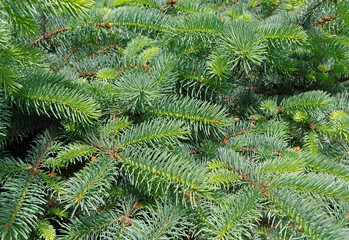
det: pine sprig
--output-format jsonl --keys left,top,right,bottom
{"left": 125, "top": 202, "right": 191, "bottom": 240}
{"left": 282, "top": 90, "right": 334, "bottom": 112}
{"left": 117, "top": 119, "right": 188, "bottom": 148}
{"left": 0, "top": 176, "right": 46, "bottom": 240}
{"left": 12, "top": 71, "right": 101, "bottom": 124}
{"left": 270, "top": 173, "right": 349, "bottom": 200}
{"left": 147, "top": 95, "right": 232, "bottom": 137}
{"left": 303, "top": 152, "right": 349, "bottom": 181}
{"left": 0, "top": 157, "right": 30, "bottom": 181}
{"left": 109, "top": 7, "right": 168, "bottom": 32}
{"left": 61, "top": 157, "right": 117, "bottom": 215}
{"left": 269, "top": 189, "right": 348, "bottom": 240}
{"left": 35, "top": 219, "right": 56, "bottom": 240}
{"left": 46, "top": 143, "right": 96, "bottom": 168}
{"left": 1, "top": 0, "right": 349, "bottom": 238}
{"left": 61, "top": 208, "right": 125, "bottom": 240}
{"left": 121, "top": 147, "right": 215, "bottom": 203}
{"left": 200, "top": 188, "right": 263, "bottom": 239}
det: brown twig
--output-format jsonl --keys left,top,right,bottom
{"left": 219, "top": 129, "right": 250, "bottom": 144}
{"left": 79, "top": 71, "right": 97, "bottom": 77}
{"left": 244, "top": 86, "right": 260, "bottom": 90}
{"left": 46, "top": 40, "right": 61, "bottom": 46}
{"left": 188, "top": 150, "right": 200, "bottom": 154}
{"left": 42, "top": 14, "right": 46, "bottom": 35}
{"left": 337, "top": 76, "right": 349, "bottom": 83}
{"left": 93, "top": 22, "right": 112, "bottom": 28}
{"left": 46, "top": 28, "right": 69, "bottom": 38}
{"left": 30, "top": 134, "right": 57, "bottom": 176}
{"left": 29, "top": 27, "right": 69, "bottom": 46}
{"left": 63, "top": 43, "right": 83, "bottom": 62}
{"left": 238, "top": 171, "right": 270, "bottom": 198}
{"left": 302, "top": 0, "right": 326, "bottom": 26}
{"left": 238, "top": 148, "right": 258, "bottom": 153}
{"left": 219, "top": 92, "right": 240, "bottom": 105}
{"left": 88, "top": 43, "right": 118, "bottom": 59}
{"left": 315, "top": 15, "right": 336, "bottom": 25}
{"left": 264, "top": 107, "right": 284, "bottom": 120}
{"left": 29, "top": 22, "right": 112, "bottom": 47}
{"left": 263, "top": 0, "right": 280, "bottom": 20}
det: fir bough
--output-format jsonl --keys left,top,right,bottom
{"left": 1, "top": 0, "right": 349, "bottom": 239}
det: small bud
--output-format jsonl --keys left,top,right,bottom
{"left": 309, "top": 123, "right": 317, "bottom": 130}
{"left": 48, "top": 171, "right": 56, "bottom": 178}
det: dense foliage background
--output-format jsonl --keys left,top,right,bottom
{"left": 1, "top": 0, "right": 349, "bottom": 239}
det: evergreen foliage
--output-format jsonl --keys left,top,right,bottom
{"left": 0, "top": 0, "right": 349, "bottom": 239}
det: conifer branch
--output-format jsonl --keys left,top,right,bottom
{"left": 2, "top": 1, "right": 349, "bottom": 238}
